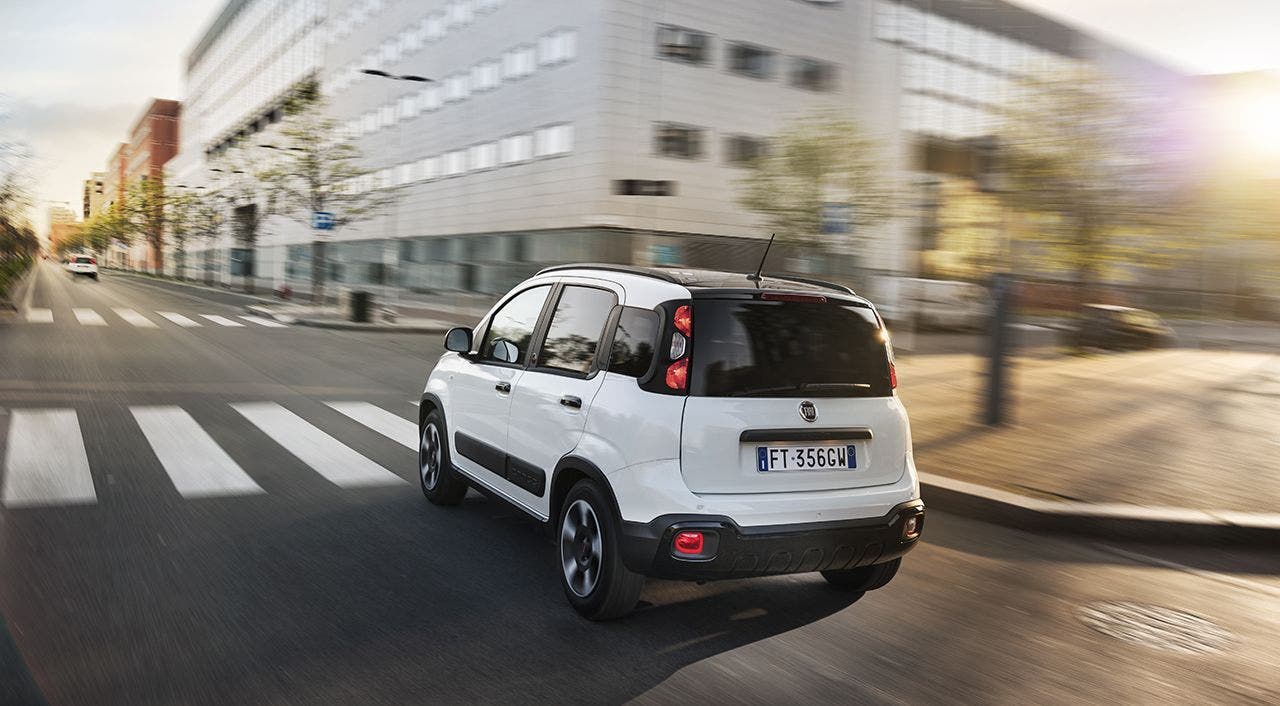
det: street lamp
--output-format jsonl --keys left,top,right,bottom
{"left": 361, "top": 69, "right": 435, "bottom": 319}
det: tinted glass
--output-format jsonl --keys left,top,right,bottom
{"left": 480, "top": 285, "right": 550, "bottom": 364}
{"left": 74, "top": 256, "right": 93, "bottom": 263}
{"left": 608, "top": 307, "right": 659, "bottom": 378}
{"left": 690, "top": 299, "right": 891, "bottom": 397}
{"left": 536, "top": 286, "right": 617, "bottom": 374}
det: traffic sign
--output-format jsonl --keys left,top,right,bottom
{"left": 312, "top": 211, "right": 335, "bottom": 230}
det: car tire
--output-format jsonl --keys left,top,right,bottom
{"left": 419, "top": 410, "right": 468, "bottom": 505}
{"left": 558, "top": 479, "right": 644, "bottom": 620}
{"left": 821, "top": 557, "right": 901, "bottom": 594}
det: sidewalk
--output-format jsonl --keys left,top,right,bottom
{"left": 897, "top": 348, "right": 1280, "bottom": 543}
{"left": 244, "top": 302, "right": 458, "bottom": 333}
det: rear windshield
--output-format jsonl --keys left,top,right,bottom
{"left": 690, "top": 299, "right": 892, "bottom": 398}
{"left": 74, "top": 256, "right": 93, "bottom": 264}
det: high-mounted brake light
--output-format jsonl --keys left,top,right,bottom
{"left": 761, "top": 292, "right": 826, "bottom": 303}
{"left": 673, "top": 304, "right": 692, "bottom": 337}
{"left": 665, "top": 358, "right": 688, "bottom": 390}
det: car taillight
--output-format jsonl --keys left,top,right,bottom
{"left": 889, "top": 361, "right": 897, "bottom": 389}
{"left": 89, "top": 258, "right": 96, "bottom": 265}
{"left": 761, "top": 292, "right": 826, "bottom": 303}
{"left": 665, "top": 358, "right": 688, "bottom": 391}
{"left": 673, "top": 530, "right": 704, "bottom": 555}
{"left": 666, "top": 303, "right": 692, "bottom": 391}
{"left": 673, "top": 304, "right": 692, "bottom": 337}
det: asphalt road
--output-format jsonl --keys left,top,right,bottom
{"left": 1, "top": 262, "right": 1277, "bottom": 705}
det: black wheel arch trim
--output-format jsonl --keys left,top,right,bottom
{"left": 418, "top": 392, "right": 444, "bottom": 429}
{"left": 549, "top": 456, "right": 623, "bottom": 533}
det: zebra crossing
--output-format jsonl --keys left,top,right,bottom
{"left": 23, "top": 307, "right": 287, "bottom": 329}
{"left": 0, "top": 401, "right": 419, "bottom": 509}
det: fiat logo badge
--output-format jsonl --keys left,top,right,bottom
{"left": 799, "top": 400, "right": 817, "bottom": 423}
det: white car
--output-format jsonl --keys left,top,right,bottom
{"left": 420, "top": 265, "right": 924, "bottom": 619}
{"left": 66, "top": 255, "right": 99, "bottom": 279}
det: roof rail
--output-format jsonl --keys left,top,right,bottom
{"left": 771, "top": 275, "right": 857, "bottom": 296}
{"left": 534, "top": 263, "right": 682, "bottom": 284}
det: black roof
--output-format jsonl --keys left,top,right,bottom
{"left": 535, "top": 263, "right": 859, "bottom": 297}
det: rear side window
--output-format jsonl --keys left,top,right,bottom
{"left": 608, "top": 307, "right": 659, "bottom": 378}
{"left": 536, "top": 286, "right": 617, "bottom": 374}
{"left": 75, "top": 256, "right": 93, "bottom": 264}
{"left": 690, "top": 299, "right": 891, "bottom": 397}
{"left": 481, "top": 285, "right": 550, "bottom": 364}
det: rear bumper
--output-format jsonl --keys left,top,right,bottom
{"left": 620, "top": 499, "right": 924, "bottom": 580}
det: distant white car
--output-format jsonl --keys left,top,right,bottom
{"left": 66, "top": 255, "right": 98, "bottom": 279}
{"left": 419, "top": 264, "right": 924, "bottom": 620}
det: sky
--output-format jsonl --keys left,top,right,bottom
{"left": 3, "top": 0, "right": 1280, "bottom": 236}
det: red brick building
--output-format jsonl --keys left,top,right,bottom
{"left": 123, "top": 99, "right": 181, "bottom": 271}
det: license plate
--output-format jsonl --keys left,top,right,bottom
{"left": 756, "top": 445, "right": 856, "bottom": 472}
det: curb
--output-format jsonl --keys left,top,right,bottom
{"left": 294, "top": 318, "right": 453, "bottom": 334}
{"left": 919, "top": 472, "right": 1280, "bottom": 546}
{"left": 110, "top": 270, "right": 277, "bottom": 306}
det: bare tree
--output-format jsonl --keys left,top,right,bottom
{"left": 259, "top": 94, "right": 396, "bottom": 304}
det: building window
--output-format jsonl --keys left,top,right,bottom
{"left": 655, "top": 123, "right": 704, "bottom": 158}
{"left": 472, "top": 60, "right": 500, "bottom": 91}
{"left": 538, "top": 29, "right": 577, "bottom": 66}
{"left": 502, "top": 45, "right": 535, "bottom": 79}
{"left": 447, "top": 0, "right": 473, "bottom": 27}
{"left": 728, "top": 42, "right": 774, "bottom": 79}
{"left": 534, "top": 124, "right": 573, "bottom": 157}
{"left": 397, "top": 94, "right": 417, "bottom": 120}
{"left": 444, "top": 73, "right": 469, "bottom": 102}
{"left": 613, "top": 179, "right": 676, "bottom": 196}
{"left": 500, "top": 133, "right": 533, "bottom": 163}
{"left": 724, "top": 135, "right": 769, "bottom": 165}
{"left": 443, "top": 150, "right": 467, "bottom": 175}
{"left": 418, "top": 85, "right": 442, "bottom": 112}
{"left": 469, "top": 142, "right": 498, "bottom": 170}
{"left": 423, "top": 13, "right": 445, "bottom": 41}
{"left": 656, "top": 25, "right": 710, "bottom": 64}
{"left": 791, "top": 57, "right": 837, "bottom": 91}
{"left": 419, "top": 155, "right": 441, "bottom": 180}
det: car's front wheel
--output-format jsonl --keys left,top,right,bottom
{"left": 419, "top": 410, "right": 468, "bottom": 505}
{"left": 558, "top": 479, "right": 644, "bottom": 620}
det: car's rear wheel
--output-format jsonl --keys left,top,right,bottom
{"left": 558, "top": 479, "right": 644, "bottom": 620}
{"left": 821, "top": 557, "right": 901, "bottom": 595}
{"left": 419, "top": 410, "right": 467, "bottom": 505}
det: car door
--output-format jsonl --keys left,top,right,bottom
{"left": 447, "top": 284, "right": 553, "bottom": 493}
{"left": 504, "top": 281, "right": 622, "bottom": 517}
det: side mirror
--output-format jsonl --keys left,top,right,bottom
{"left": 444, "top": 327, "right": 473, "bottom": 353}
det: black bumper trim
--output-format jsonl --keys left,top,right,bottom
{"left": 620, "top": 500, "right": 924, "bottom": 580}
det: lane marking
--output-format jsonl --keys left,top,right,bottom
{"left": 1, "top": 409, "right": 97, "bottom": 508}
{"left": 113, "top": 308, "right": 158, "bottom": 328}
{"left": 72, "top": 308, "right": 107, "bottom": 326}
{"left": 230, "top": 402, "right": 404, "bottom": 487}
{"left": 131, "top": 406, "right": 264, "bottom": 498}
{"left": 240, "top": 315, "right": 287, "bottom": 328}
{"left": 25, "top": 308, "right": 53, "bottom": 323}
{"left": 325, "top": 401, "right": 417, "bottom": 450}
{"left": 200, "top": 314, "right": 244, "bottom": 327}
{"left": 157, "top": 312, "right": 201, "bottom": 327}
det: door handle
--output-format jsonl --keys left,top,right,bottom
{"left": 559, "top": 395, "right": 582, "bottom": 409}
{"left": 495, "top": 381, "right": 512, "bottom": 393}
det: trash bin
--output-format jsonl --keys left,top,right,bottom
{"left": 350, "top": 290, "right": 373, "bottom": 323}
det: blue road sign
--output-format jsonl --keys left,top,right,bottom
{"left": 311, "top": 211, "right": 335, "bottom": 230}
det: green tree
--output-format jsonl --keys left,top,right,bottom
{"left": 123, "top": 177, "right": 167, "bottom": 273}
{"left": 210, "top": 155, "right": 275, "bottom": 293}
{"left": 738, "top": 111, "right": 895, "bottom": 246}
{"left": 259, "top": 97, "right": 397, "bottom": 303}
{"left": 166, "top": 186, "right": 225, "bottom": 282}
{"left": 995, "top": 67, "right": 1184, "bottom": 301}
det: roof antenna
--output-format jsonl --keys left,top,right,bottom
{"left": 746, "top": 233, "right": 776, "bottom": 284}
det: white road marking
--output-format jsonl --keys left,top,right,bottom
{"left": 200, "top": 314, "right": 244, "bottom": 327}
{"left": 113, "top": 308, "right": 158, "bottom": 328}
{"left": 131, "top": 406, "right": 263, "bottom": 498}
{"left": 72, "top": 308, "right": 107, "bottom": 326}
{"left": 231, "top": 402, "right": 404, "bottom": 487}
{"left": 157, "top": 312, "right": 201, "bottom": 327}
{"left": 240, "top": 315, "right": 287, "bottom": 328}
{"left": 26, "top": 308, "right": 53, "bottom": 323}
{"left": 325, "top": 401, "right": 417, "bottom": 450}
{"left": 1, "top": 409, "right": 97, "bottom": 508}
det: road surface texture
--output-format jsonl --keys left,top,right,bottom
{"left": 2, "top": 263, "right": 1277, "bottom": 704}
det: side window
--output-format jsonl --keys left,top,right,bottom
{"left": 480, "top": 285, "right": 550, "bottom": 364}
{"left": 536, "top": 286, "right": 618, "bottom": 374}
{"left": 609, "top": 308, "right": 659, "bottom": 378}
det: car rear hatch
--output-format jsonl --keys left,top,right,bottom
{"left": 679, "top": 293, "right": 907, "bottom": 495}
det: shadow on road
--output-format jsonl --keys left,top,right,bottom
{"left": 3, "top": 491, "right": 862, "bottom": 705}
